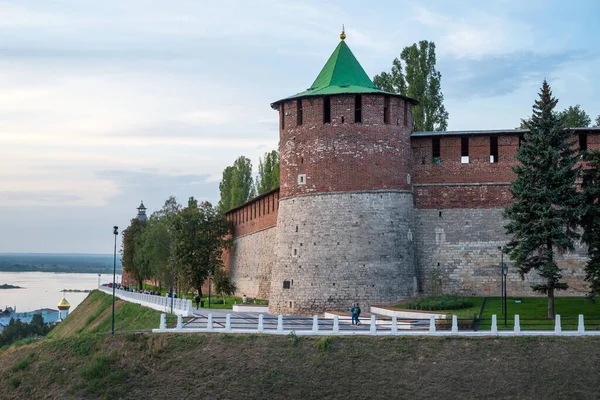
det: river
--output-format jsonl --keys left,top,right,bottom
{"left": 0, "top": 272, "right": 122, "bottom": 312}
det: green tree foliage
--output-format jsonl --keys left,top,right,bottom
{"left": 557, "top": 105, "right": 591, "bottom": 128}
{"left": 373, "top": 40, "right": 448, "bottom": 131}
{"left": 595, "top": 115, "right": 600, "bottom": 127}
{"left": 580, "top": 151, "right": 600, "bottom": 299}
{"left": 504, "top": 80, "right": 580, "bottom": 319}
{"left": 0, "top": 314, "right": 51, "bottom": 347}
{"left": 172, "top": 198, "right": 232, "bottom": 297}
{"left": 520, "top": 105, "right": 592, "bottom": 129}
{"left": 218, "top": 156, "right": 255, "bottom": 213}
{"left": 213, "top": 267, "right": 237, "bottom": 303}
{"left": 255, "top": 150, "right": 280, "bottom": 195}
{"left": 121, "top": 218, "right": 147, "bottom": 290}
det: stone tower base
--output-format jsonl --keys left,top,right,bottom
{"left": 269, "top": 191, "right": 417, "bottom": 315}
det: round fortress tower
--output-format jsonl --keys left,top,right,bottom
{"left": 268, "top": 30, "right": 419, "bottom": 315}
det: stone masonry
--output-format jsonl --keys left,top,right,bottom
{"left": 269, "top": 191, "right": 417, "bottom": 315}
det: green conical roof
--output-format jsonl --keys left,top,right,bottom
{"left": 272, "top": 38, "right": 417, "bottom": 108}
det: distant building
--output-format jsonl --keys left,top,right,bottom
{"left": 0, "top": 307, "right": 60, "bottom": 332}
{"left": 137, "top": 201, "right": 148, "bottom": 222}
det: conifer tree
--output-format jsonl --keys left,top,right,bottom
{"left": 504, "top": 80, "right": 580, "bottom": 319}
{"left": 580, "top": 150, "right": 600, "bottom": 299}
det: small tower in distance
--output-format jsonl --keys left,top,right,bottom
{"left": 57, "top": 294, "right": 71, "bottom": 321}
{"left": 136, "top": 201, "right": 148, "bottom": 222}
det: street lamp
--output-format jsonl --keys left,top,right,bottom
{"left": 170, "top": 258, "right": 175, "bottom": 314}
{"left": 502, "top": 262, "right": 508, "bottom": 327}
{"left": 111, "top": 226, "right": 119, "bottom": 334}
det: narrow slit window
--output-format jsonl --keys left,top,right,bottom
{"left": 280, "top": 104, "right": 285, "bottom": 130}
{"left": 432, "top": 137, "right": 441, "bottom": 164}
{"left": 383, "top": 96, "right": 390, "bottom": 124}
{"left": 519, "top": 133, "right": 524, "bottom": 148}
{"left": 354, "top": 95, "right": 362, "bottom": 123}
{"left": 323, "top": 96, "right": 331, "bottom": 123}
{"left": 403, "top": 101, "right": 408, "bottom": 127}
{"left": 490, "top": 136, "right": 498, "bottom": 163}
{"left": 297, "top": 99, "right": 303, "bottom": 126}
{"left": 579, "top": 133, "right": 588, "bottom": 151}
{"left": 461, "top": 136, "right": 469, "bottom": 163}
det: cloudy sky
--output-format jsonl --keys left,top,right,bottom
{"left": 1, "top": 0, "right": 599, "bottom": 253}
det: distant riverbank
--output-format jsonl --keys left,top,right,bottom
{"left": 0, "top": 253, "right": 123, "bottom": 274}
{"left": 0, "top": 283, "right": 22, "bottom": 289}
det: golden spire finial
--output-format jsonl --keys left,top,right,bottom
{"left": 340, "top": 25, "right": 346, "bottom": 41}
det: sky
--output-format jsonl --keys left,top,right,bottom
{"left": 1, "top": 0, "right": 599, "bottom": 253}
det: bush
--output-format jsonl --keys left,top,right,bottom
{"left": 404, "top": 296, "right": 474, "bottom": 311}
{"left": 314, "top": 337, "right": 333, "bottom": 352}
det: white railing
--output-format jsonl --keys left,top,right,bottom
{"left": 99, "top": 286, "right": 193, "bottom": 316}
{"left": 153, "top": 313, "right": 600, "bottom": 336}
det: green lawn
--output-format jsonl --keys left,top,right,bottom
{"left": 394, "top": 297, "right": 485, "bottom": 319}
{"left": 479, "top": 297, "right": 600, "bottom": 331}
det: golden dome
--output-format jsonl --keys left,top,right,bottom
{"left": 340, "top": 25, "right": 346, "bottom": 41}
{"left": 57, "top": 296, "right": 71, "bottom": 310}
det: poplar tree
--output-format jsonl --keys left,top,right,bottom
{"left": 218, "top": 156, "right": 255, "bottom": 212}
{"left": 504, "top": 80, "right": 580, "bottom": 319}
{"left": 373, "top": 40, "right": 448, "bottom": 131}
{"left": 255, "top": 150, "right": 280, "bottom": 195}
{"left": 595, "top": 115, "right": 600, "bottom": 127}
{"left": 580, "top": 151, "right": 600, "bottom": 299}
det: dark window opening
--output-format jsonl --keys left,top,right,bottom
{"left": 280, "top": 104, "right": 285, "bottom": 130}
{"left": 341, "top": 116, "right": 345, "bottom": 123}
{"left": 283, "top": 281, "right": 290, "bottom": 289}
{"left": 403, "top": 101, "right": 408, "bottom": 127}
{"left": 432, "top": 137, "right": 441, "bottom": 164}
{"left": 490, "top": 136, "right": 499, "bottom": 163}
{"left": 383, "top": 96, "right": 390, "bottom": 124}
{"left": 580, "top": 134, "right": 588, "bottom": 151}
{"left": 519, "top": 133, "right": 524, "bottom": 148}
{"left": 323, "top": 96, "right": 331, "bottom": 123}
{"left": 439, "top": 211, "right": 442, "bottom": 218}
{"left": 354, "top": 95, "right": 362, "bottom": 123}
{"left": 297, "top": 99, "right": 303, "bottom": 126}
{"left": 461, "top": 136, "right": 469, "bottom": 157}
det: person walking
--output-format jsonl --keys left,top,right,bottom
{"left": 194, "top": 294, "right": 201, "bottom": 310}
{"left": 355, "top": 303, "right": 362, "bottom": 326}
{"left": 350, "top": 303, "right": 357, "bottom": 325}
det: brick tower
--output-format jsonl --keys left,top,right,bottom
{"left": 268, "top": 30, "right": 419, "bottom": 315}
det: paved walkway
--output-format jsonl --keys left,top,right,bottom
{"left": 186, "top": 308, "right": 377, "bottom": 332}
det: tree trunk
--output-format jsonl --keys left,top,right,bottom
{"left": 198, "top": 287, "right": 202, "bottom": 298}
{"left": 548, "top": 278, "right": 555, "bottom": 319}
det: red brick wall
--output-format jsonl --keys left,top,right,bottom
{"left": 278, "top": 95, "right": 413, "bottom": 198}
{"left": 225, "top": 189, "right": 279, "bottom": 238}
{"left": 412, "top": 130, "right": 600, "bottom": 209}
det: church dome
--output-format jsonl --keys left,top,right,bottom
{"left": 57, "top": 296, "right": 71, "bottom": 310}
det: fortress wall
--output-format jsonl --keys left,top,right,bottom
{"left": 415, "top": 208, "right": 589, "bottom": 297}
{"left": 411, "top": 134, "right": 519, "bottom": 185}
{"left": 226, "top": 226, "right": 277, "bottom": 300}
{"left": 269, "top": 191, "right": 417, "bottom": 315}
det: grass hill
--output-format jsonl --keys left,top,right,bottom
{"left": 1, "top": 292, "right": 600, "bottom": 399}
{"left": 48, "top": 290, "right": 160, "bottom": 339}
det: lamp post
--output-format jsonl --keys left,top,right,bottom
{"left": 170, "top": 258, "right": 175, "bottom": 314}
{"left": 208, "top": 272, "right": 212, "bottom": 309}
{"left": 503, "top": 262, "right": 508, "bottom": 327}
{"left": 111, "top": 226, "right": 118, "bottom": 334}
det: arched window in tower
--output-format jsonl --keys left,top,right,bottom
{"left": 297, "top": 99, "right": 303, "bottom": 126}
{"left": 354, "top": 95, "right": 362, "bottom": 123}
{"left": 323, "top": 96, "right": 331, "bottom": 123}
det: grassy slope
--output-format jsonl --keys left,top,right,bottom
{"left": 1, "top": 333, "right": 600, "bottom": 399}
{"left": 47, "top": 290, "right": 161, "bottom": 339}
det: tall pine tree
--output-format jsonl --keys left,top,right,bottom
{"left": 580, "top": 150, "right": 600, "bottom": 299}
{"left": 504, "top": 80, "right": 580, "bottom": 319}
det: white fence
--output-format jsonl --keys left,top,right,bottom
{"left": 99, "top": 286, "right": 193, "bottom": 316}
{"left": 153, "top": 313, "right": 600, "bottom": 336}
